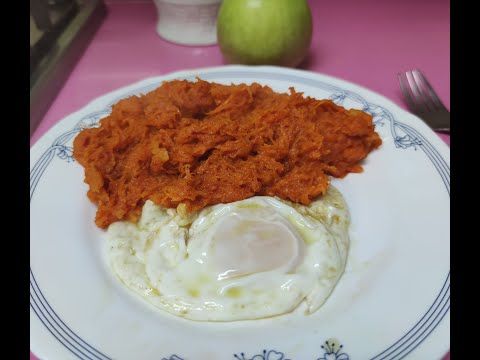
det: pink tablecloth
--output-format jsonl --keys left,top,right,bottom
{"left": 30, "top": 0, "right": 450, "bottom": 358}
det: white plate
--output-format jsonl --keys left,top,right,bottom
{"left": 30, "top": 65, "right": 450, "bottom": 360}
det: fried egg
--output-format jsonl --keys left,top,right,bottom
{"left": 106, "top": 186, "right": 350, "bottom": 321}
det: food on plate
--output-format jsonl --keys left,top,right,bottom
{"left": 107, "top": 186, "right": 349, "bottom": 321}
{"left": 73, "top": 79, "right": 381, "bottom": 229}
{"left": 73, "top": 78, "right": 381, "bottom": 320}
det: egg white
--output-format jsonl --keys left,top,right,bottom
{"left": 106, "top": 186, "right": 350, "bottom": 321}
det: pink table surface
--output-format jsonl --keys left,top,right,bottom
{"left": 30, "top": 0, "right": 450, "bottom": 359}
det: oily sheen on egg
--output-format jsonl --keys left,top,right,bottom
{"left": 106, "top": 187, "right": 350, "bottom": 321}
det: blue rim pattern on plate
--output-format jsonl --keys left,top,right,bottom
{"left": 30, "top": 70, "right": 450, "bottom": 360}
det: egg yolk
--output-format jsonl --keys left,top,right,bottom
{"left": 211, "top": 211, "right": 304, "bottom": 280}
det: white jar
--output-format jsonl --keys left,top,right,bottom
{"left": 153, "top": 0, "right": 223, "bottom": 46}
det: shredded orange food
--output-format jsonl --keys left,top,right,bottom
{"left": 73, "top": 79, "right": 382, "bottom": 228}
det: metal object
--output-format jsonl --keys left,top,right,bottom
{"left": 398, "top": 69, "right": 450, "bottom": 133}
{"left": 30, "top": 0, "right": 107, "bottom": 136}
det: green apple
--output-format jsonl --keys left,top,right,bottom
{"left": 217, "top": 0, "right": 313, "bottom": 67}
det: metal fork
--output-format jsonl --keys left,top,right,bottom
{"left": 398, "top": 69, "right": 450, "bottom": 133}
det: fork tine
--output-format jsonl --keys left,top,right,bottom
{"left": 412, "top": 69, "right": 446, "bottom": 110}
{"left": 397, "top": 72, "right": 418, "bottom": 112}
{"left": 411, "top": 70, "right": 436, "bottom": 111}
{"left": 397, "top": 69, "right": 449, "bottom": 132}
{"left": 405, "top": 70, "right": 432, "bottom": 112}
